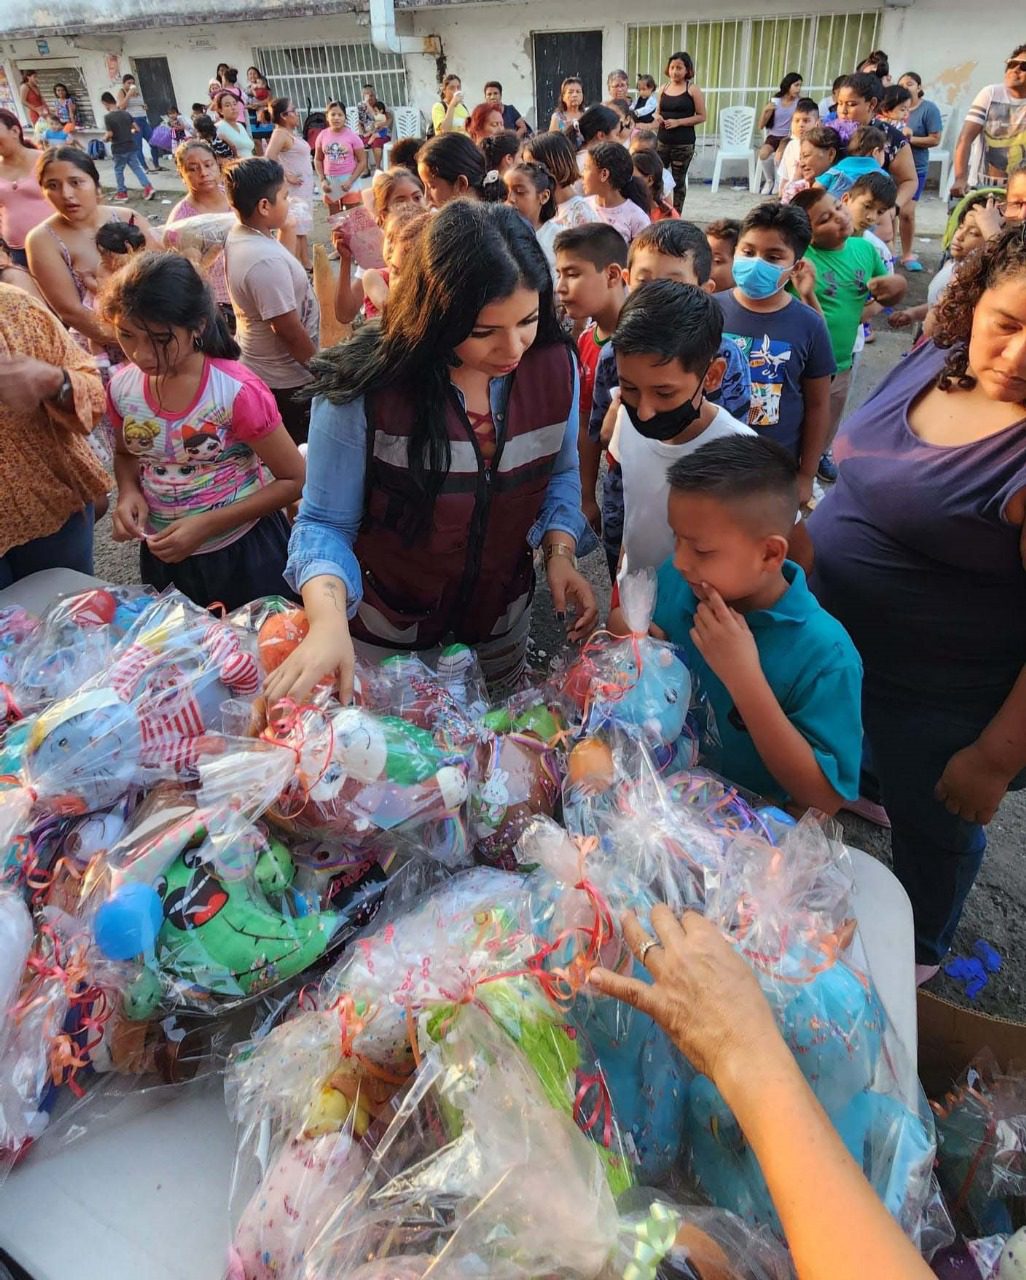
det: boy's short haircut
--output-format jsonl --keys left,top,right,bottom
{"left": 704, "top": 217, "right": 741, "bottom": 249}
{"left": 611, "top": 279, "right": 723, "bottom": 374}
{"left": 667, "top": 435, "right": 799, "bottom": 535}
{"left": 849, "top": 125, "right": 887, "bottom": 156}
{"left": 628, "top": 220, "right": 712, "bottom": 283}
{"left": 95, "top": 221, "right": 147, "bottom": 255}
{"left": 191, "top": 102, "right": 207, "bottom": 114}
{"left": 790, "top": 186, "right": 829, "bottom": 218}
{"left": 803, "top": 125, "right": 843, "bottom": 154}
{"left": 194, "top": 116, "right": 216, "bottom": 140}
{"left": 101, "top": 92, "right": 116, "bottom": 106}
{"left": 739, "top": 200, "right": 813, "bottom": 259}
{"left": 224, "top": 157, "right": 286, "bottom": 218}
{"left": 484, "top": 80, "right": 503, "bottom": 94}
{"left": 848, "top": 169, "right": 897, "bottom": 208}
{"left": 389, "top": 136, "right": 425, "bottom": 170}
{"left": 553, "top": 222, "right": 628, "bottom": 270}
{"left": 794, "top": 97, "right": 819, "bottom": 115}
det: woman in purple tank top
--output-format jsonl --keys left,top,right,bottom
{"left": 809, "top": 228, "right": 1026, "bottom": 980}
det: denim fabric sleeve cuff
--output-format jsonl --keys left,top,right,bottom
{"left": 283, "top": 392, "right": 369, "bottom": 615}
{"left": 284, "top": 554, "right": 363, "bottom": 618}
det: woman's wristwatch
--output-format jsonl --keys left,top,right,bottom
{"left": 49, "top": 367, "right": 73, "bottom": 408}
{"left": 543, "top": 542, "right": 578, "bottom": 569}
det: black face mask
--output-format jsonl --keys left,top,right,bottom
{"left": 622, "top": 366, "right": 709, "bottom": 442}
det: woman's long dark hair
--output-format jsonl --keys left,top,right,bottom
{"left": 0, "top": 108, "right": 36, "bottom": 150}
{"left": 36, "top": 145, "right": 100, "bottom": 187}
{"left": 307, "top": 200, "right": 570, "bottom": 536}
{"left": 932, "top": 225, "right": 1026, "bottom": 392}
{"left": 590, "top": 141, "right": 651, "bottom": 214}
{"left": 100, "top": 251, "right": 239, "bottom": 363}
{"left": 419, "top": 132, "right": 486, "bottom": 196}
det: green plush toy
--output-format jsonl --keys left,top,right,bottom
{"left": 424, "top": 975, "right": 633, "bottom": 1197}
{"left": 157, "top": 845, "right": 342, "bottom": 999}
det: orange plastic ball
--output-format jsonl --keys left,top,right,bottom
{"left": 257, "top": 608, "right": 309, "bottom": 674}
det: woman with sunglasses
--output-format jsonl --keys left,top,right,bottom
{"left": 951, "top": 45, "right": 1026, "bottom": 197}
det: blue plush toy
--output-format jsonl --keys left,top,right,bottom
{"left": 683, "top": 948, "right": 934, "bottom": 1235}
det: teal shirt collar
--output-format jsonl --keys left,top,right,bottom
{"left": 745, "top": 560, "right": 811, "bottom": 629}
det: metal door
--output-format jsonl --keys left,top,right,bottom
{"left": 133, "top": 56, "right": 177, "bottom": 125}
{"left": 532, "top": 30, "right": 603, "bottom": 130}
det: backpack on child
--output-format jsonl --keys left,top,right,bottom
{"left": 87, "top": 138, "right": 107, "bottom": 160}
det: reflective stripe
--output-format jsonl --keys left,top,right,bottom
{"left": 373, "top": 419, "right": 565, "bottom": 475}
{"left": 495, "top": 420, "right": 565, "bottom": 473}
{"left": 372, "top": 431, "right": 478, "bottom": 474}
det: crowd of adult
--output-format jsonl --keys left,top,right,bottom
{"left": 0, "top": 45, "right": 1025, "bottom": 1278}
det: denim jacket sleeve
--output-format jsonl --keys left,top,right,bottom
{"left": 526, "top": 357, "right": 599, "bottom": 556}
{"left": 284, "top": 393, "right": 366, "bottom": 616}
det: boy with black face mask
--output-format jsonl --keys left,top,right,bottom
{"left": 608, "top": 280, "right": 753, "bottom": 581}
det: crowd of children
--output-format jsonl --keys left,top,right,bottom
{"left": 3, "top": 48, "right": 1026, "bottom": 1005}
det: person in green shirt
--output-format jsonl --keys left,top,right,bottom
{"left": 790, "top": 185, "right": 905, "bottom": 455}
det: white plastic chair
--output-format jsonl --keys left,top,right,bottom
{"left": 710, "top": 105, "right": 757, "bottom": 193}
{"left": 392, "top": 106, "right": 423, "bottom": 139}
{"left": 927, "top": 104, "right": 954, "bottom": 198}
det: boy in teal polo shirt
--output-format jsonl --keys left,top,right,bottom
{"left": 652, "top": 435, "right": 862, "bottom": 812}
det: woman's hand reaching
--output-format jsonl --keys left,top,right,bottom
{"left": 589, "top": 906, "right": 779, "bottom": 1083}
{"left": 545, "top": 554, "right": 598, "bottom": 642}
{"left": 263, "top": 620, "right": 356, "bottom": 709}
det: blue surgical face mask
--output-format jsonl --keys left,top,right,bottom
{"left": 731, "top": 254, "right": 792, "bottom": 300}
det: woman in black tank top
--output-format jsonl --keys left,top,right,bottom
{"left": 654, "top": 50, "right": 706, "bottom": 211}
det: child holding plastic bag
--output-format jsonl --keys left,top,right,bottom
{"left": 104, "top": 252, "right": 305, "bottom": 611}
{"left": 651, "top": 435, "right": 861, "bottom": 813}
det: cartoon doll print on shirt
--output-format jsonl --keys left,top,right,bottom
{"left": 181, "top": 423, "right": 225, "bottom": 463}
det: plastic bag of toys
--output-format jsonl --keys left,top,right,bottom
{"left": 681, "top": 816, "right": 938, "bottom": 1246}
{"left": 0, "top": 606, "right": 39, "bottom": 726}
{"left": 557, "top": 570, "right": 694, "bottom": 771}
{"left": 73, "top": 734, "right": 359, "bottom": 1014}
{"left": 160, "top": 211, "right": 236, "bottom": 271}
{"left": 933, "top": 1052, "right": 1026, "bottom": 1238}
{"left": 259, "top": 694, "right": 472, "bottom": 869}
{"left": 8, "top": 585, "right": 153, "bottom": 721}
{"left": 0, "top": 591, "right": 264, "bottom": 859}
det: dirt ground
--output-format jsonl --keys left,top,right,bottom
{"left": 94, "top": 182, "right": 1025, "bottom": 1019}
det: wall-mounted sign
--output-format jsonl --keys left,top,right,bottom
{"left": 36, "top": 38, "right": 49, "bottom": 55}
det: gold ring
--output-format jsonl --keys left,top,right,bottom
{"left": 639, "top": 937, "right": 661, "bottom": 965}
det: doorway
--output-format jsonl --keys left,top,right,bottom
{"left": 531, "top": 30, "right": 603, "bottom": 129}
{"left": 132, "top": 56, "right": 176, "bottom": 124}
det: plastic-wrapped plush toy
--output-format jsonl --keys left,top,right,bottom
{"left": 0, "top": 592, "right": 262, "bottom": 854}
{"left": 160, "top": 211, "right": 236, "bottom": 271}
{"left": 297, "top": 1006, "right": 627, "bottom": 1280}
{"left": 0, "top": 606, "right": 39, "bottom": 724}
{"left": 263, "top": 699, "right": 471, "bottom": 868}
{"left": 470, "top": 703, "right": 562, "bottom": 868}
{"left": 82, "top": 740, "right": 349, "bottom": 1010}
{"left": 559, "top": 571, "right": 692, "bottom": 770}
{"left": 933, "top": 1053, "right": 1026, "bottom": 1238}
{"left": 681, "top": 819, "right": 937, "bottom": 1242}
{"left": 12, "top": 586, "right": 152, "bottom": 718}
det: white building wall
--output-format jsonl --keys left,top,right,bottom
{"left": 0, "top": 0, "right": 1015, "bottom": 165}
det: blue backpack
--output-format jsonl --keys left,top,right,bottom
{"left": 87, "top": 139, "right": 106, "bottom": 160}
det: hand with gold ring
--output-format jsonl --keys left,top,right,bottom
{"left": 589, "top": 905, "right": 779, "bottom": 1083}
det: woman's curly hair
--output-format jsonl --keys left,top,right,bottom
{"left": 932, "top": 224, "right": 1026, "bottom": 391}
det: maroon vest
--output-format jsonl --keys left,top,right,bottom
{"left": 354, "top": 342, "right": 574, "bottom": 650}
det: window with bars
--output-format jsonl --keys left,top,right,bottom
{"left": 254, "top": 43, "right": 409, "bottom": 116}
{"left": 627, "top": 11, "right": 881, "bottom": 139}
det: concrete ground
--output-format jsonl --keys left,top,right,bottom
{"left": 93, "top": 169, "right": 1022, "bottom": 1016}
